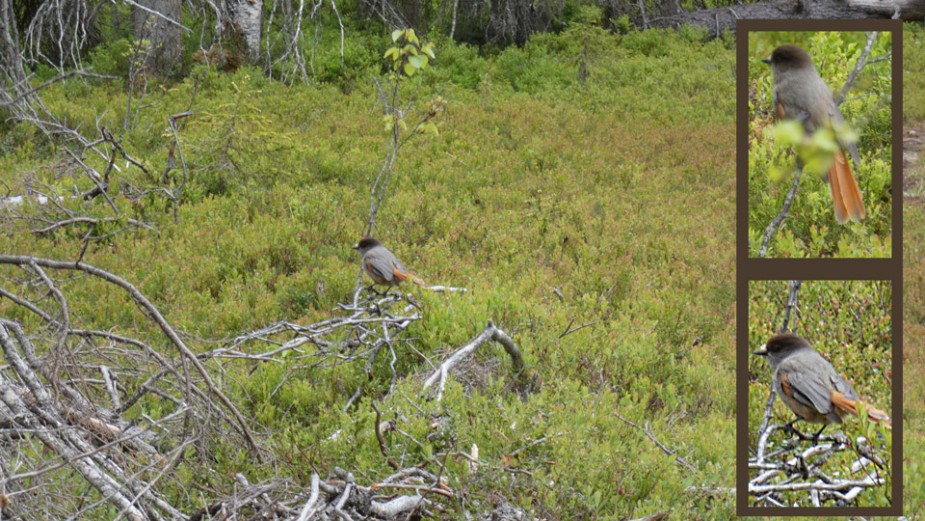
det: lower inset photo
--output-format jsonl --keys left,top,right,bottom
{"left": 745, "top": 279, "right": 895, "bottom": 512}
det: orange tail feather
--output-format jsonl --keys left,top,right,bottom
{"left": 828, "top": 149, "right": 866, "bottom": 224}
{"left": 393, "top": 268, "right": 427, "bottom": 287}
{"left": 832, "top": 391, "right": 891, "bottom": 428}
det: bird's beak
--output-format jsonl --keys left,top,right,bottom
{"left": 351, "top": 243, "right": 359, "bottom": 250}
{"left": 761, "top": 57, "right": 771, "bottom": 65}
{"left": 753, "top": 344, "right": 768, "bottom": 356}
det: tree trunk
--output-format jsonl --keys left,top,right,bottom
{"left": 132, "top": 0, "right": 183, "bottom": 77}
{"left": 0, "top": 0, "right": 27, "bottom": 101}
{"left": 223, "top": 0, "right": 263, "bottom": 62}
{"left": 647, "top": 0, "right": 925, "bottom": 34}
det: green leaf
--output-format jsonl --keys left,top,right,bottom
{"left": 832, "top": 121, "right": 859, "bottom": 145}
{"left": 768, "top": 165, "right": 787, "bottom": 182}
{"left": 408, "top": 55, "right": 426, "bottom": 69}
{"left": 391, "top": 29, "right": 402, "bottom": 42}
{"left": 802, "top": 153, "right": 833, "bottom": 177}
{"left": 808, "top": 128, "right": 838, "bottom": 154}
{"left": 403, "top": 63, "right": 416, "bottom": 77}
{"left": 772, "top": 120, "right": 804, "bottom": 148}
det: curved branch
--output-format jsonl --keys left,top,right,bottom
{"left": 423, "top": 321, "right": 524, "bottom": 400}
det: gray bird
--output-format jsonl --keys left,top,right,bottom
{"left": 763, "top": 44, "right": 866, "bottom": 224}
{"left": 754, "top": 333, "right": 890, "bottom": 441}
{"left": 352, "top": 237, "right": 425, "bottom": 288}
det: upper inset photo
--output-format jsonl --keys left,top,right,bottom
{"left": 746, "top": 29, "right": 896, "bottom": 258}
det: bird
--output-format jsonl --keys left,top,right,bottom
{"left": 352, "top": 237, "right": 425, "bottom": 289}
{"left": 754, "top": 333, "right": 891, "bottom": 442}
{"left": 763, "top": 44, "right": 866, "bottom": 225}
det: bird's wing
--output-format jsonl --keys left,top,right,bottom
{"left": 828, "top": 371, "right": 860, "bottom": 401}
{"left": 365, "top": 256, "right": 394, "bottom": 283}
{"left": 777, "top": 357, "right": 837, "bottom": 415}
{"left": 844, "top": 141, "right": 861, "bottom": 170}
{"left": 392, "top": 257, "right": 409, "bottom": 276}
{"left": 828, "top": 104, "right": 862, "bottom": 168}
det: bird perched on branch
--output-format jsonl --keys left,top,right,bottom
{"left": 353, "top": 237, "right": 425, "bottom": 289}
{"left": 763, "top": 44, "right": 866, "bottom": 225}
{"left": 754, "top": 333, "right": 891, "bottom": 443}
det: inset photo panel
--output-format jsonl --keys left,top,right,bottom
{"left": 737, "top": 20, "right": 901, "bottom": 259}
{"left": 740, "top": 279, "right": 900, "bottom": 515}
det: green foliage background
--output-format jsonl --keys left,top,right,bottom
{"left": 748, "top": 31, "right": 893, "bottom": 258}
{"left": 0, "top": 15, "right": 924, "bottom": 520}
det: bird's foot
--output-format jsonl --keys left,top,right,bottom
{"left": 811, "top": 425, "right": 827, "bottom": 446}
{"left": 782, "top": 420, "right": 800, "bottom": 438}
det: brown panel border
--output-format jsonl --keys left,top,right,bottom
{"left": 735, "top": 19, "right": 903, "bottom": 517}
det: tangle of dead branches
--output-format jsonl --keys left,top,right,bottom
{"left": 0, "top": 253, "right": 267, "bottom": 518}
{"left": 228, "top": 289, "right": 423, "bottom": 410}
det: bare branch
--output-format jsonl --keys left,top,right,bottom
{"left": 0, "top": 69, "right": 118, "bottom": 107}
{"left": 836, "top": 32, "right": 881, "bottom": 106}
{"left": 295, "top": 473, "right": 321, "bottom": 521}
{"left": 779, "top": 279, "right": 802, "bottom": 333}
{"left": 423, "top": 321, "right": 524, "bottom": 401}
{"left": 616, "top": 413, "right": 697, "bottom": 473}
{"left": 122, "top": 0, "right": 192, "bottom": 32}
{"left": 758, "top": 165, "right": 803, "bottom": 258}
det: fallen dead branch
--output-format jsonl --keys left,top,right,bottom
{"left": 184, "top": 462, "right": 532, "bottom": 520}
{"left": 422, "top": 285, "right": 467, "bottom": 293}
{"left": 0, "top": 60, "right": 191, "bottom": 235}
{"left": 615, "top": 413, "right": 697, "bottom": 473}
{"left": 422, "top": 320, "right": 524, "bottom": 401}
{"left": 0, "top": 250, "right": 286, "bottom": 517}
{"left": 192, "top": 468, "right": 450, "bottom": 521}
{"left": 630, "top": 512, "right": 669, "bottom": 521}
{"left": 750, "top": 394, "right": 888, "bottom": 506}
{"left": 229, "top": 290, "right": 423, "bottom": 405}
{"left": 0, "top": 254, "right": 261, "bottom": 456}
{"left": 0, "top": 319, "right": 184, "bottom": 520}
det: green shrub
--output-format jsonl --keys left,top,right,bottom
{"left": 87, "top": 37, "right": 134, "bottom": 77}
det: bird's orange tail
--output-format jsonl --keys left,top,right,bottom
{"left": 392, "top": 268, "right": 427, "bottom": 287}
{"left": 828, "top": 149, "right": 866, "bottom": 225}
{"left": 832, "top": 391, "right": 891, "bottom": 429}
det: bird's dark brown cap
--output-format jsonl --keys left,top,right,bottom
{"left": 753, "top": 332, "right": 813, "bottom": 356}
{"left": 761, "top": 45, "right": 814, "bottom": 69}
{"left": 353, "top": 237, "right": 383, "bottom": 250}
